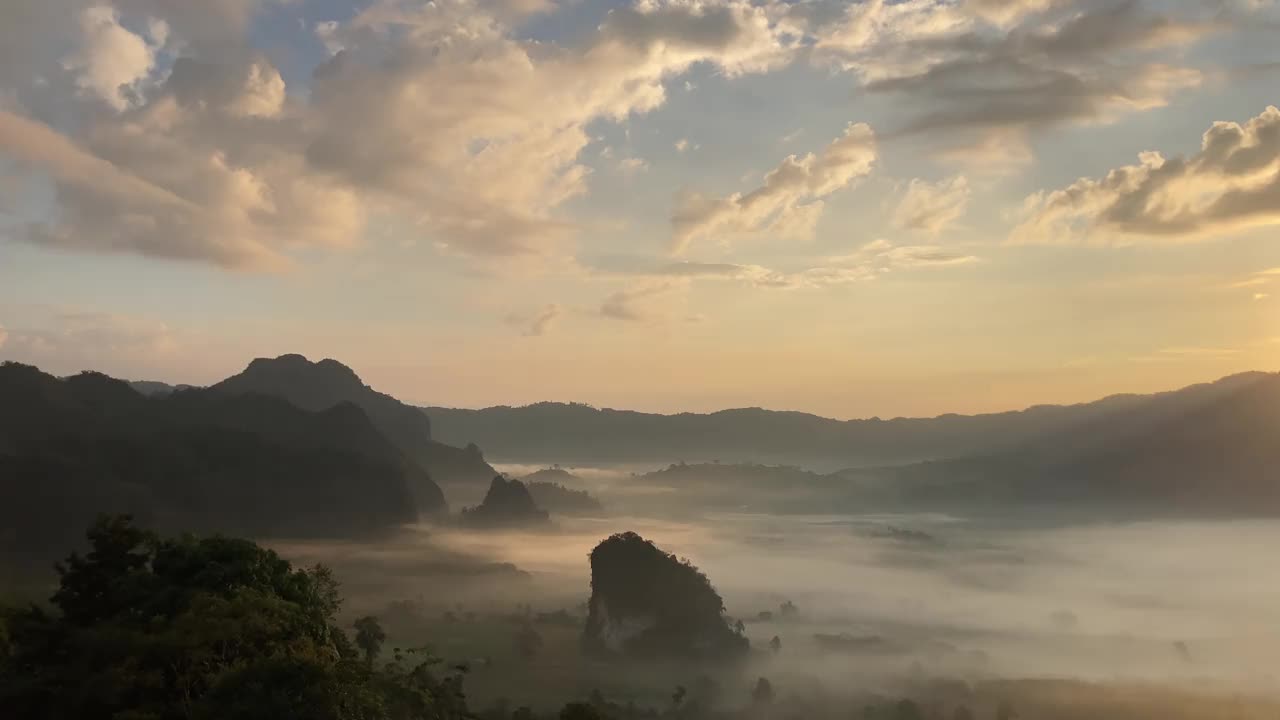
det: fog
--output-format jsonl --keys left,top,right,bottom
{"left": 268, "top": 463, "right": 1280, "bottom": 716}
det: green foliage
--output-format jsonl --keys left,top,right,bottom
{"left": 0, "top": 515, "right": 469, "bottom": 720}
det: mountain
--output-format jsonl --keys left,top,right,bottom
{"left": 128, "top": 380, "right": 194, "bottom": 396}
{"left": 526, "top": 481, "right": 605, "bottom": 516}
{"left": 423, "top": 372, "right": 1273, "bottom": 469}
{"left": 213, "top": 354, "right": 497, "bottom": 491}
{"left": 875, "top": 372, "right": 1280, "bottom": 515}
{"left": 583, "top": 531, "right": 747, "bottom": 658}
{"left": 0, "top": 362, "right": 429, "bottom": 576}
{"left": 459, "top": 476, "right": 549, "bottom": 527}
{"left": 613, "top": 371, "right": 1280, "bottom": 517}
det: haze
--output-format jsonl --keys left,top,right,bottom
{"left": 3, "top": 1, "right": 1280, "bottom": 719}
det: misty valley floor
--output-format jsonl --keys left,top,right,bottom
{"left": 268, "top": 501, "right": 1280, "bottom": 715}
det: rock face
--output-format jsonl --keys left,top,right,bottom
{"left": 583, "top": 532, "right": 747, "bottom": 658}
{"left": 460, "top": 476, "right": 550, "bottom": 527}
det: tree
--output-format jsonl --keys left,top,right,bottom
{"left": 515, "top": 624, "right": 544, "bottom": 660}
{"left": 561, "top": 701, "right": 605, "bottom": 720}
{"left": 0, "top": 515, "right": 470, "bottom": 720}
{"left": 354, "top": 616, "right": 387, "bottom": 668}
{"left": 752, "top": 677, "right": 774, "bottom": 705}
{"left": 893, "top": 699, "right": 923, "bottom": 720}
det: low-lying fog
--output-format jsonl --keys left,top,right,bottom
{"left": 272, "top": 464, "right": 1280, "bottom": 711}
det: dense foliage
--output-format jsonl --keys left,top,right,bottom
{"left": 0, "top": 516, "right": 468, "bottom": 720}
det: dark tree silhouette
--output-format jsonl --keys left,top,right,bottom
{"left": 515, "top": 623, "right": 544, "bottom": 660}
{"left": 353, "top": 615, "right": 386, "bottom": 668}
{"left": 752, "top": 677, "right": 774, "bottom": 705}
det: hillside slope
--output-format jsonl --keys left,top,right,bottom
{"left": 214, "top": 354, "right": 496, "bottom": 490}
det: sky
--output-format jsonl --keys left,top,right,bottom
{"left": 1, "top": 0, "right": 1279, "bottom": 419}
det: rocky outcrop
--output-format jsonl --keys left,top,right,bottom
{"left": 583, "top": 532, "right": 747, "bottom": 658}
{"left": 460, "top": 476, "right": 550, "bottom": 527}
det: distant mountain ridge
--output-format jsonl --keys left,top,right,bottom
{"left": 613, "top": 372, "right": 1280, "bottom": 516}
{"left": 424, "top": 372, "right": 1275, "bottom": 469}
{"left": 212, "top": 354, "right": 498, "bottom": 490}
{"left": 875, "top": 371, "right": 1280, "bottom": 515}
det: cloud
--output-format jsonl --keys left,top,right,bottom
{"left": 600, "top": 279, "right": 688, "bottom": 322}
{"left": 603, "top": 238, "right": 978, "bottom": 291}
{"left": 618, "top": 156, "right": 649, "bottom": 176}
{"left": 3, "top": 310, "right": 181, "bottom": 365}
{"left": 1012, "top": 106, "right": 1280, "bottom": 244}
{"left": 1, "top": 0, "right": 803, "bottom": 269}
{"left": 892, "top": 176, "right": 970, "bottom": 233}
{"left": 302, "top": 0, "right": 800, "bottom": 259}
{"left": 63, "top": 5, "right": 162, "bottom": 111}
{"left": 507, "top": 303, "right": 563, "bottom": 336}
{"left": 0, "top": 96, "right": 363, "bottom": 270}
{"left": 671, "top": 122, "right": 877, "bottom": 252}
{"left": 812, "top": 0, "right": 1230, "bottom": 158}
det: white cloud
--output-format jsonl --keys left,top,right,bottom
{"left": 1, "top": 0, "right": 805, "bottom": 269}
{"left": 671, "top": 122, "right": 877, "bottom": 253}
{"left": 63, "top": 5, "right": 160, "bottom": 111}
{"left": 1013, "top": 106, "right": 1280, "bottom": 244}
{"left": 302, "top": 0, "right": 802, "bottom": 258}
{"left": 892, "top": 176, "right": 970, "bottom": 233}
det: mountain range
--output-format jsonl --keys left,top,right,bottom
{"left": 0, "top": 354, "right": 505, "bottom": 579}
{"left": 424, "top": 371, "right": 1273, "bottom": 471}
{"left": 0, "top": 362, "right": 426, "bottom": 575}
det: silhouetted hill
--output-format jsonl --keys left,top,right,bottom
{"left": 526, "top": 481, "right": 605, "bottom": 516}
{"left": 423, "top": 372, "right": 1271, "bottom": 469}
{"left": 459, "top": 476, "right": 550, "bottom": 527}
{"left": 0, "top": 362, "right": 429, "bottom": 575}
{"left": 128, "top": 380, "right": 194, "bottom": 396}
{"left": 583, "top": 531, "right": 747, "bottom": 658}
{"left": 520, "top": 467, "right": 583, "bottom": 485}
{"left": 213, "top": 354, "right": 497, "bottom": 490}
{"left": 877, "top": 372, "right": 1280, "bottom": 514}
